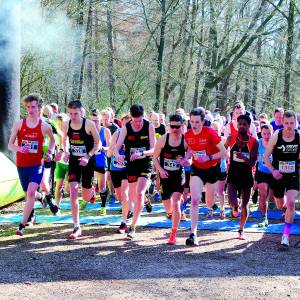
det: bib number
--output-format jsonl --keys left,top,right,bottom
{"left": 70, "top": 145, "right": 87, "bottom": 157}
{"left": 193, "top": 150, "right": 206, "bottom": 160}
{"left": 21, "top": 140, "right": 38, "bottom": 154}
{"left": 233, "top": 151, "right": 249, "bottom": 162}
{"left": 130, "top": 147, "right": 146, "bottom": 159}
{"left": 164, "top": 158, "right": 180, "bottom": 171}
{"left": 279, "top": 161, "right": 295, "bottom": 173}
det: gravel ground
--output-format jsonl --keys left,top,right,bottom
{"left": 0, "top": 223, "right": 299, "bottom": 300}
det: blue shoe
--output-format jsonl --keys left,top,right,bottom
{"left": 153, "top": 192, "right": 161, "bottom": 202}
{"left": 109, "top": 194, "right": 116, "bottom": 204}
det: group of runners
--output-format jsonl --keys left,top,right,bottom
{"left": 7, "top": 94, "right": 300, "bottom": 247}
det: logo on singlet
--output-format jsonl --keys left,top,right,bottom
{"left": 277, "top": 144, "right": 298, "bottom": 153}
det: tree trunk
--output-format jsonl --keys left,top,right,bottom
{"left": 283, "top": 0, "right": 295, "bottom": 108}
{"left": 252, "top": 36, "right": 262, "bottom": 110}
{"left": 106, "top": 1, "right": 116, "bottom": 111}
{"left": 154, "top": 0, "right": 166, "bottom": 112}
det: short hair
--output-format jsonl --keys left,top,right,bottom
{"left": 101, "top": 109, "right": 110, "bottom": 117}
{"left": 22, "top": 94, "right": 43, "bottom": 108}
{"left": 68, "top": 100, "right": 82, "bottom": 109}
{"left": 169, "top": 114, "right": 183, "bottom": 123}
{"left": 130, "top": 104, "right": 144, "bottom": 118}
{"left": 274, "top": 107, "right": 284, "bottom": 114}
{"left": 42, "top": 105, "right": 53, "bottom": 117}
{"left": 50, "top": 103, "right": 58, "bottom": 112}
{"left": 261, "top": 124, "right": 273, "bottom": 132}
{"left": 91, "top": 108, "right": 100, "bottom": 116}
{"left": 283, "top": 110, "right": 296, "bottom": 120}
{"left": 258, "top": 113, "right": 268, "bottom": 120}
{"left": 237, "top": 114, "right": 251, "bottom": 125}
{"left": 233, "top": 101, "right": 244, "bottom": 109}
{"left": 190, "top": 107, "right": 205, "bottom": 120}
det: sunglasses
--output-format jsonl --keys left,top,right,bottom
{"left": 170, "top": 125, "right": 181, "bottom": 129}
{"left": 234, "top": 105, "right": 242, "bottom": 109}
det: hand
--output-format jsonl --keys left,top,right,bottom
{"left": 159, "top": 168, "right": 169, "bottom": 179}
{"left": 272, "top": 169, "right": 283, "bottom": 180}
{"left": 63, "top": 152, "right": 70, "bottom": 163}
{"left": 177, "top": 156, "right": 188, "bottom": 166}
{"left": 236, "top": 152, "right": 248, "bottom": 162}
{"left": 54, "top": 151, "right": 63, "bottom": 162}
{"left": 45, "top": 152, "right": 52, "bottom": 162}
{"left": 115, "top": 153, "right": 125, "bottom": 163}
{"left": 19, "top": 144, "right": 30, "bottom": 154}
{"left": 79, "top": 156, "right": 89, "bottom": 166}
{"left": 196, "top": 155, "right": 209, "bottom": 163}
{"left": 130, "top": 151, "right": 141, "bottom": 161}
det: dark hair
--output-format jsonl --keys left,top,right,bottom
{"left": 274, "top": 107, "right": 284, "bottom": 114}
{"left": 237, "top": 114, "right": 251, "bottom": 125}
{"left": 283, "top": 110, "right": 296, "bottom": 120}
{"left": 169, "top": 114, "right": 183, "bottom": 123}
{"left": 130, "top": 104, "right": 144, "bottom": 118}
{"left": 190, "top": 107, "right": 205, "bottom": 120}
{"left": 22, "top": 94, "right": 43, "bottom": 108}
{"left": 261, "top": 124, "right": 272, "bottom": 132}
{"left": 68, "top": 100, "right": 82, "bottom": 109}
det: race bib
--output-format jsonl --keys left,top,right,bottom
{"left": 113, "top": 159, "right": 127, "bottom": 169}
{"left": 130, "top": 147, "right": 146, "bottom": 159}
{"left": 193, "top": 150, "right": 206, "bottom": 160}
{"left": 233, "top": 151, "right": 250, "bottom": 162}
{"left": 279, "top": 161, "right": 295, "bottom": 173}
{"left": 70, "top": 145, "right": 87, "bottom": 157}
{"left": 21, "top": 140, "right": 38, "bottom": 154}
{"left": 164, "top": 158, "right": 180, "bottom": 171}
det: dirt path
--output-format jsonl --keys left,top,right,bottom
{"left": 0, "top": 224, "right": 299, "bottom": 299}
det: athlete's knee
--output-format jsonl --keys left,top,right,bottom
{"left": 27, "top": 189, "right": 36, "bottom": 199}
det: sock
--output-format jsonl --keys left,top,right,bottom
{"left": 201, "top": 192, "right": 206, "bottom": 203}
{"left": 283, "top": 223, "right": 292, "bottom": 236}
{"left": 74, "top": 222, "right": 80, "bottom": 229}
{"left": 100, "top": 191, "right": 108, "bottom": 207}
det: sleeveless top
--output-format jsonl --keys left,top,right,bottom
{"left": 257, "top": 139, "right": 272, "bottom": 174}
{"left": 16, "top": 118, "right": 44, "bottom": 167}
{"left": 95, "top": 127, "right": 107, "bottom": 167}
{"left": 160, "top": 134, "right": 185, "bottom": 174}
{"left": 227, "top": 136, "right": 256, "bottom": 188}
{"left": 124, "top": 119, "right": 151, "bottom": 165}
{"left": 272, "top": 130, "right": 299, "bottom": 176}
{"left": 67, "top": 118, "right": 94, "bottom": 160}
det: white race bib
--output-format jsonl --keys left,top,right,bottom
{"left": 164, "top": 158, "right": 180, "bottom": 171}
{"left": 278, "top": 161, "right": 295, "bottom": 173}
{"left": 70, "top": 145, "right": 87, "bottom": 157}
{"left": 193, "top": 150, "right": 206, "bottom": 160}
{"left": 233, "top": 151, "right": 250, "bottom": 162}
{"left": 21, "top": 140, "right": 38, "bottom": 154}
{"left": 130, "top": 147, "right": 146, "bottom": 159}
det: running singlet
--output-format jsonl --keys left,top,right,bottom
{"left": 16, "top": 118, "right": 44, "bottom": 167}
{"left": 160, "top": 134, "right": 185, "bottom": 173}
{"left": 124, "top": 119, "right": 151, "bottom": 164}
{"left": 67, "top": 118, "right": 94, "bottom": 159}
{"left": 227, "top": 136, "right": 256, "bottom": 188}
{"left": 184, "top": 127, "right": 221, "bottom": 169}
{"left": 257, "top": 139, "right": 272, "bottom": 174}
{"left": 95, "top": 127, "right": 107, "bottom": 167}
{"left": 272, "top": 130, "right": 299, "bottom": 176}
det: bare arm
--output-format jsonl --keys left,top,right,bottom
{"left": 263, "top": 133, "right": 278, "bottom": 173}
{"left": 211, "top": 141, "right": 228, "bottom": 160}
{"left": 153, "top": 135, "right": 166, "bottom": 174}
{"left": 8, "top": 121, "right": 22, "bottom": 153}
{"left": 107, "top": 131, "right": 118, "bottom": 158}
{"left": 87, "top": 120, "right": 101, "bottom": 156}
{"left": 142, "top": 123, "right": 155, "bottom": 157}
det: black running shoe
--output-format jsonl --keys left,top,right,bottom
{"left": 46, "top": 195, "right": 59, "bottom": 215}
{"left": 185, "top": 233, "right": 199, "bottom": 246}
{"left": 145, "top": 200, "right": 152, "bottom": 213}
{"left": 16, "top": 223, "right": 26, "bottom": 236}
{"left": 212, "top": 204, "right": 218, "bottom": 210}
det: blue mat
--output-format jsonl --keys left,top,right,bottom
{"left": 34, "top": 200, "right": 166, "bottom": 214}
{"left": 185, "top": 207, "right": 300, "bottom": 221}
{"left": 1, "top": 213, "right": 300, "bottom": 234}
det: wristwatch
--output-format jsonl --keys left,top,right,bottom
{"left": 208, "top": 155, "right": 213, "bottom": 161}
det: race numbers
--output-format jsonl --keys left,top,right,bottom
{"left": 233, "top": 151, "right": 250, "bottom": 163}
{"left": 278, "top": 161, "right": 295, "bottom": 173}
{"left": 70, "top": 145, "right": 87, "bottom": 156}
{"left": 21, "top": 140, "right": 38, "bottom": 153}
{"left": 164, "top": 158, "right": 180, "bottom": 171}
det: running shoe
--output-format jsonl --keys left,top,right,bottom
{"left": 185, "top": 233, "right": 199, "bottom": 246}
{"left": 117, "top": 222, "right": 128, "bottom": 234}
{"left": 127, "top": 226, "right": 136, "bottom": 239}
{"left": 109, "top": 194, "right": 116, "bottom": 204}
{"left": 55, "top": 208, "right": 61, "bottom": 217}
{"left": 80, "top": 200, "right": 88, "bottom": 210}
{"left": 232, "top": 207, "right": 239, "bottom": 218}
{"left": 180, "top": 212, "right": 187, "bottom": 221}
{"left": 40, "top": 192, "right": 47, "bottom": 209}
{"left": 16, "top": 223, "right": 26, "bottom": 236}
{"left": 46, "top": 195, "right": 59, "bottom": 215}
{"left": 145, "top": 200, "right": 152, "bottom": 213}
{"left": 127, "top": 211, "right": 133, "bottom": 220}
{"left": 69, "top": 227, "right": 82, "bottom": 240}
{"left": 153, "top": 192, "right": 161, "bottom": 202}
{"left": 168, "top": 232, "right": 176, "bottom": 245}
{"left": 99, "top": 207, "right": 106, "bottom": 216}
{"left": 258, "top": 217, "right": 268, "bottom": 228}
{"left": 206, "top": 208, "right": 213, "bottom": 220}
{"left": 166, "top": 212, "right": 172, "bottom": 219}
{"left": 220, "top": 209, "right": 225, "bottom": 220}
{"left": 26, "top": 214, "right": 36, "bottom": 227}
{"left": 238, "top": 229, "right": 246, "bottom": 240}
{"left": 212, "top": 204, "right": 218, "bottom": 210}
{"left": 89, "top": 194, "right": 96, "bottom": 204}
{"left": 281, "top": 234, "right": 289, "bottom": 247}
